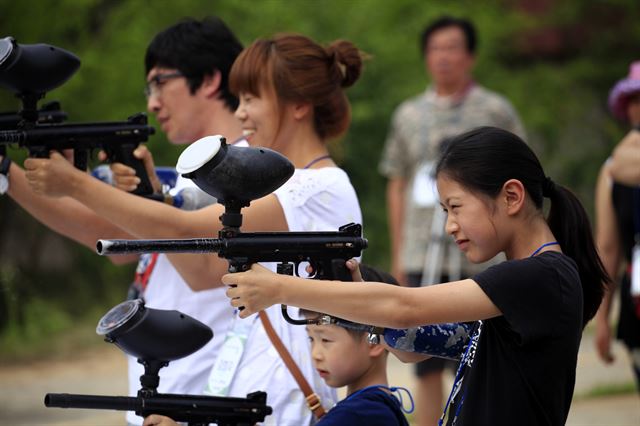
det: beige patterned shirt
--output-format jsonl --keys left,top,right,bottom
{"left": 379, "top": 84, "right": 525, "bottom": 274}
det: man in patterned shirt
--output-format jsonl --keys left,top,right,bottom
{"left": 378, "top": 15, "right": 524, "bottom": 426}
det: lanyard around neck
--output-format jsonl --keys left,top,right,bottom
{"left": 302, "top": 154, "right": 331, "bottom": 170}
{"left": 530, "top": 241, "right": 560, "bottom": 257}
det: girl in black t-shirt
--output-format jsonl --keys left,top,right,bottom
{"left": 224, "top": 126, "right": 610, "bottom": 425}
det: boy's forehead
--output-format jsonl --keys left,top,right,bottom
{"left": 306, "top": 323, "right": 344, "bottom": 335}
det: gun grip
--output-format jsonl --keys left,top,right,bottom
{"left": 74, "top": 149, "right": 88, "bottom": 170}
{"left": 108, "top": 144, "right": 154, "bottom": 196}
{"left": 331, "top": 259, "right": 353, "bottom": 282}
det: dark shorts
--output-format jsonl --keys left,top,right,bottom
{"left": 407, "top": 272, "right": 458, "bottom": 377}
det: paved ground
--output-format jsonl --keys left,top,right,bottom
{"left": 0, "top": 330, "right": 638, "bottom": 425}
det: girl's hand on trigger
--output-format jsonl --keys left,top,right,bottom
{"left": 304, "top": 258, "right": 363, "bottom": 282}
{"left": 142, "top": 414, "right": 179, "bottom": 426}
{"left": 223, "top": 264, "right": 281, "bottom": 317}
{"left": 345, "top": 258, "right": 363, "bottom": 282}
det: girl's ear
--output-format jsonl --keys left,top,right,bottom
{"left": 502, "top": 179, "right": 526, "bottom": 215}
{"left": 292, "top": 102, "right": 312, "bottom": 120}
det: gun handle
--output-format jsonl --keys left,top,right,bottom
{"left": 107, "top": 144, "right": 154, "bottom": 196}
{"left": 331, "top": 258, "right": 353, "bottom": 282}
{"left": 29, "top": 147, "right": 49, "bottom": 158}
{"left": 74, "top": 149, "right": 89, "bottom": 171}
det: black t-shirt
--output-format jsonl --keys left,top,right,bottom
{"left": 446, "top": 251, "right": 583, "bottom": 426}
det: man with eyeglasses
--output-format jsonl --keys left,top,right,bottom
{"left": 0, "top": 17, "right": 245, "bottom": 426}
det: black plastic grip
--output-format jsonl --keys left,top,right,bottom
{"left": 330, "top": 258, "right": 353, "bottom": 281}
{"left": 107, "top": 143, "right": 154, "bottom": 195}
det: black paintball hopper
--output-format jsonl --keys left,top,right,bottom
{"left": 96, "top": 299, "right": 212, "bottom": 363}
{"left": 176, "top": 135, "right": 295, "bottom": 208}
{"left": 0, "top": 36, "right": 80, "bottom": 95}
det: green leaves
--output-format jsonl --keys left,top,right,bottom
{"left": 1, "top": 0, "right": 639, "bottom": 351}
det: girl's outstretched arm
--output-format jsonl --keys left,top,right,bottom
{"left": 223, "top": 263, "right": 500, "bottom": 328}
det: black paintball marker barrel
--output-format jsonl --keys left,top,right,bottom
{"left": 97, "top": 237, "right": 225, "bottom": 255}
{"left": 45, "top": 393, "right": 136, "bottom": 411}
{"left": 97, "top": 225, "right": 368, "bottom": 262}
{"left": 45, "top": 391, "right": 272, "bottom": 425}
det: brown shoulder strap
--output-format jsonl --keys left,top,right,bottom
{"left": 258, "top": 310, "right": 326, "bottom": 419}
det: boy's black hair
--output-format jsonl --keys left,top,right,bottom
{"left": 145, "top": 16, "right": 243, "bottom": 111}
{"left": 359, "top": 264, "right": 399, "bottom": 286}
{"left": 303, "top": 264, "right": 399, "bottom": 337}
{"left": 420, "top": 15, "right": 477, "bottom": 57}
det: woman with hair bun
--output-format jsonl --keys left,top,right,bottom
{"left": 140, "top": 34, "right": 367, "bottom": 426}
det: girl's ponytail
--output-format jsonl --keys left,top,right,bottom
{"left": 546, "top": 183, "right": 609, "bottom": 326}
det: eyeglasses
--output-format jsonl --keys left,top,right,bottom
{"left": 144, "top": 72, "right": 184, "bottom": 99}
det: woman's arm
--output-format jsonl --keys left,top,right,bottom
{"left": 8, "top": 161, "right": 137, "bottom": 265}
{"left": 24, "top": 152, "right": 288, "bottom": 289}
{"left": 224, "top": 264, "right": 500, "bottom": 328}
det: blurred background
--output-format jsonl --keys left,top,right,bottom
{"left": 0, "top": 0, "right": 639, "bottom": 378}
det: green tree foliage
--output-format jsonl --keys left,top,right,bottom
{"left": 1, "top": 0, "right": 639, "bottom": 354}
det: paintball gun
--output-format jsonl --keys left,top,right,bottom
{"left": 0, "top": 36, "right": 156, "bottom": 195}
{"left": 45, "top": 299, "right": 272, "bottom": 426}
{"left": 96, "top": 136, "right": 369, "bottom": 325}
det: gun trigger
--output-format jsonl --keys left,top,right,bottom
{"left": 293, "top": 262, "right": 302, "bottom": 277}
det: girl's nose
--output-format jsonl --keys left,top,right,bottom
{"left": 234, "top": 102, "right": 247, "bottom": 121}
{"left": 444, "top": 214, "right": 458, "bottom": 235}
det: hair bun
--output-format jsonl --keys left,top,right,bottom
{"left": 327, "top": 40, "right": 363, "bottom": 88}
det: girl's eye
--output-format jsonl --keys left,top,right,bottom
{"left": 321, "top": 338, "right": 332, "bottom": 343}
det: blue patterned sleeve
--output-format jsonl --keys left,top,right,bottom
{"left": 383, "top": 322, "right": 475, "bottom": 360}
